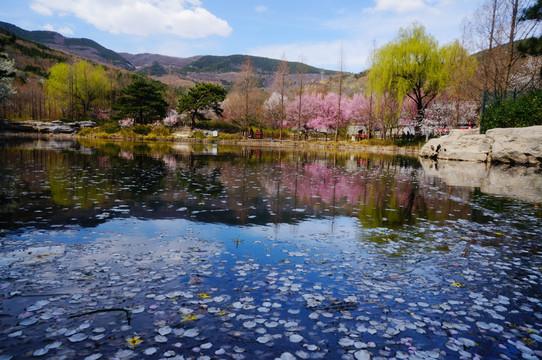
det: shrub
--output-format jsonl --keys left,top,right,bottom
{"left": 132, "top": 124, "right": 152, "bottom": 135}
{"left": 190, "top": 130, "right": 207, "bottom": 139}
{"left": 196, "top": 119, "right": 239, "bottom": 133}
{"left": 103, "top": 122, "right": 120, "bottom": 134}
{"left": 481, "top": 90, "right": 542, "bottom": 133}
{"left": 149, "top": 126, "right": 171, "bottom": 137}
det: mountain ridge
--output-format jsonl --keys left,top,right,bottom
{"left": 0, "top": 21, "right": 336, "bottom": 88}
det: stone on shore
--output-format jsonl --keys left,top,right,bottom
{"left": 420, "top": 126, "right": 542, "bottom": 166}
{"left": 486, "top": 126, "right": 542, "bottom": 165}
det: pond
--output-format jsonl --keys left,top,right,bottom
{"left": 0, "top": 138, "right": 541, "bottom": 360}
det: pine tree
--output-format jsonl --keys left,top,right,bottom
{"left": 113, "top": 77, "right": 168, "bottom": 124}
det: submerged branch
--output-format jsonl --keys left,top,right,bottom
{"left": 69, "top": 308, "right": 132, "bottom": 325}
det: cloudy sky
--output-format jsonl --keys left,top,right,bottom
{"left": 2, "top": 0, "right": 482, "bottom": 72}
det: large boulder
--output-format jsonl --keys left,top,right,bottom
{"left": 420, "top": 126, "right": 542, "bottom": 166}
{"left": 0, "top": 119, "right": 97, "bottom": 134}
{"left": 486, "top": 126, "right": 542, "bottom": 165}
{"left": 420, "top": 129, "right": 492, "bottom": 162}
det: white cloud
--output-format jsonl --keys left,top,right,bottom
{"left": 29, "top": 2, "right": 53, "bottom": 16}
{"left": 255, "top": 5, "right": 268, "bottom": 14}
{"left": 368, "top": 0, "right": 440, "bottom": 14}
{"left": 42, "top": 23, "right": 74, "bottom": 35}
{"left": 29, "top": 0, "right": 232, "bottom": 38}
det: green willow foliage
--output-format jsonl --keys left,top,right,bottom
{"left": 481, "top": 90, "right": 542, "bottom": 133}
{"left": 367, "top": 23, "right": 467, "bottom": 134}
{"left": 45, "top": 60, "right": 110, "bottom": 119}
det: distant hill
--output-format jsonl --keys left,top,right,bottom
{"left": 0, "top": 27, "right": 70, "bottom": 78}
{"left": 0, "top": 21, "right": 337, "bottom": 89}
{"left": 0, "top": 21, "right": 134, "bottom": 70}
{"left": 125, "top": 53, "right": 336, "bottom": 88}
{"left": 178, "top": 54, "right": 333, "bottom": 75}
{"left": 119, "top": 52, "right": 201, "bottom": 71}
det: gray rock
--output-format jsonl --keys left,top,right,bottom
{"left": 420, "top": 126, "right": 542, "bottom": 166}
{"left": 0, "top": 119, "right": 97, "bottom": 134}
{"left": 486, "top": 126, "right": 542, "bottom": 165}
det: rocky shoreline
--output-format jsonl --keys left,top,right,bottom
{"left": 420, "top": 126, "right": 542, "bottom": 167}
{"left": 0, "top": 118, "right": 97, "bottom": 134}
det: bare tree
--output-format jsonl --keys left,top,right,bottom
{"left": 335, "top": 44, "right": 345, "bottom": 142}
{"left": 466, "top": 0, "right": 540, "bottom": 98}
{"left": 296, "top": 55, "right": 307, "bottom": 139}
{"left": 226, "top": 57, "right": 262, "bottom": 136}
{"left": 271, "top": 56, "right": 290, "bottom": 140}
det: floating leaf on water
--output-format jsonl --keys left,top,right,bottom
{"left": 354, "top": 350, "right": 371, "bottom": 360}
{"left": 68, "top": 333, "right": 88, "bottom": 342}
{"left": 32, "top": 347, "right": 49, "bottom": 357}
{"left": 20, "top": 317, "right": 38, "bottom": 326}
{"left": 158, "top": 326, "right": 172, "bottom": 335}
{"left": 243, "top": 321, "right": 257, "bottom": 329}
{"left": 154, "top": 335, "right": 167, "bottom": 343}
{"left": 183, "top": 328, "right": 199, "bottom": 338}
{"left": 257, "top": 334, "right": 273, "bottom": 344}
{"left": 84, "top": 354, "right": 102, "bottom": 360}
{"left": 289, "top": 334, "right": 303, "bottom": 343}
{"left": 114, "top": 349, "right": 134, "bottom": 359}
{"left": 144, "top": 347, "right": 157, "bottom": 356}
{"left": 278, "top": 352, "right": 296, "bottom": 360}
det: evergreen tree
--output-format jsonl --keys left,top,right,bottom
{"left": 518, "top": 0, "right": 542, "bottom": 58}
{"left": 177, "top": 82, "right": 227, "bottom": 128}
{"left": 113, "top": 77, "right": 168, "bottom": 124}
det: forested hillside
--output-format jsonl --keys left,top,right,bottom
{"left": 0, "top": 21, "right": 134, "bottom": 70}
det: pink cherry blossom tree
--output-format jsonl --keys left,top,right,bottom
{"left": 307, "top": 93, "right": 350, "bottom": 138}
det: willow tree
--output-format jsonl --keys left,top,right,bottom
{"left": 367, "top": 23, "right": 455, "bottom": 135}
{"left": 45, "top": 60, "right": 110, "bottom": 119}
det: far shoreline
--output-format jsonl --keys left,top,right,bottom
{"left": 0, "top": 131, "right": 423, "bottom": 157}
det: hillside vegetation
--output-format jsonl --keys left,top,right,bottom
{"left": 0, "top": 21, "right": 134, "bottom": 70}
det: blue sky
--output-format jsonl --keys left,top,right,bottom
{"left": 1, "top": 0, "right": 482, "bottom": 72}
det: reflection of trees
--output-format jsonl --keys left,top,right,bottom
{"left": 1, "top": 140, "right": 480, "bottom": 231}
{"left": 0, "top": 161, "right": 17, "bottom": 215}
{"left": 48, "top": 155, "right": 111, "bottom": 209}
{"left": 176, "top": 155, "right": 225, "bottom": 200}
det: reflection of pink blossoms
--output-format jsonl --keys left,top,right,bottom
{"left": 119, "top": 150, "right": 134, "bottom": 161}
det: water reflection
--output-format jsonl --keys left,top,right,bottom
{"left": 0, "top": 138, "right": 539, "bottom": 234}
{"left": 421, "top": 158, "right": 542, "bottom": 203}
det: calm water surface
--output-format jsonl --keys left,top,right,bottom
{"left": 0, "top": 138, "right": 540, "bottom": 360}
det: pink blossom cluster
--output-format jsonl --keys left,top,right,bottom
{"left": 119, "top": 118, "right": 135, "bottom": 129}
